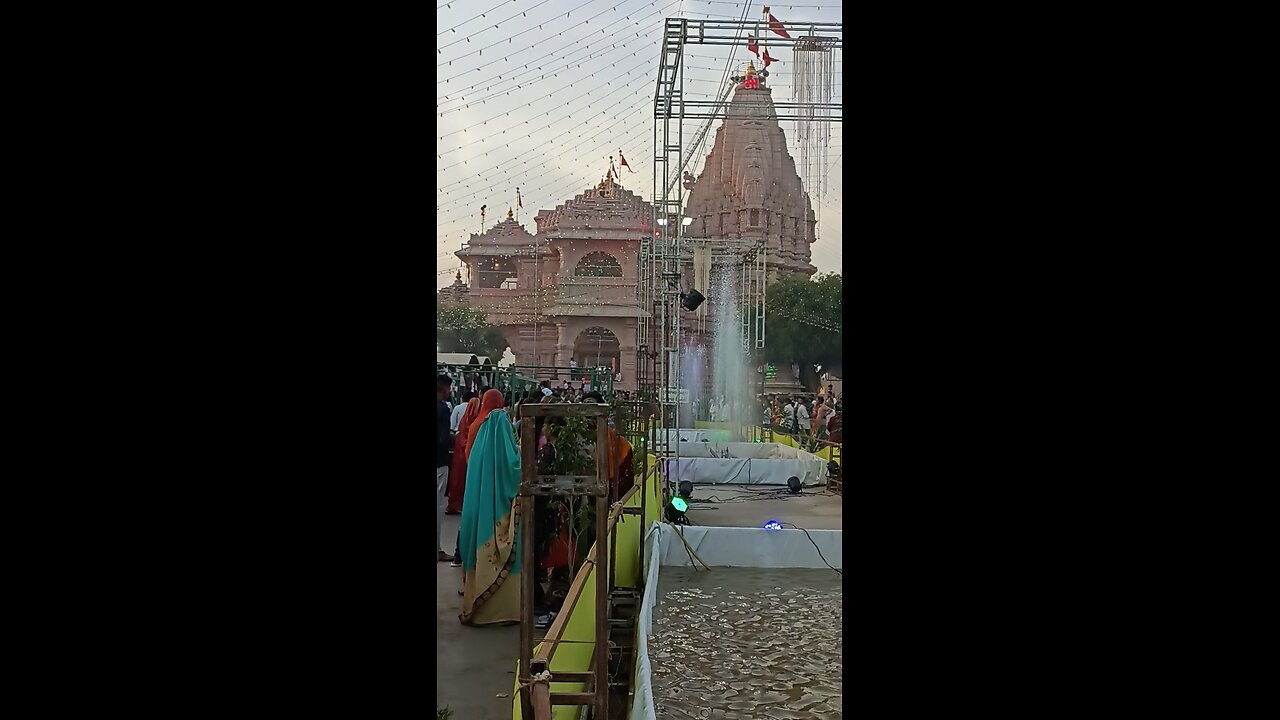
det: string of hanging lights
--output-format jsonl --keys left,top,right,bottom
{"left": 437, "top": 0, "right": 682, "bottom": 106}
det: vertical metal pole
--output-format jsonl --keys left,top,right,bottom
{"left": 639, "top": 409, "right": 648, "bottom": 555}
{"left": 609, "top": 508, "right": 618, "bottom": 595}
{"left": 673, "top": 19, "right": 685, "bottom": 437}
{"left": 594, "top": 416, "right": 610, "bottom": 720}
{"left": 519, "top": 419, "right": 536, "bottom": 720}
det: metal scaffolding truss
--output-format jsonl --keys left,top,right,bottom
{"left": 652, "top": 18, "right": 844, "bottom": 122}
{"left": 641, "top": 14, "right": 841, "bottom": 492}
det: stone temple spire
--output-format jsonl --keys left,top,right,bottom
{"left": 439, "top": 268, "right": 470, "bottom": 305}
{"left": 682, "top": 77, "right": 817, "bottom": 277}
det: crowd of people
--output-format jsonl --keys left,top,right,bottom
{"left": 436, "top": 374, "right": 634, "bottom": 631}
{"left": 688, "top": 386, "right": 842, "bottom": 446}
{"left": 764, "top": 393, "right": 842, "bottom": 445}
{"left": 438, "top": 364, "right": 629, "bottom": 410}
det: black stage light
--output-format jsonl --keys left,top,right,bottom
{"left": 786, "top": 476, "right": 802, "bottom": 495}
{"left": 680, "top": 289, "right": 706, "bottom": 312}
{"left": 678, "top": 480, "right": 694, "bottom": 499}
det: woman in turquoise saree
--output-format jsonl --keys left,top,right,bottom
{"left": 459, "top": 389, "right": 524, "bottom": 625}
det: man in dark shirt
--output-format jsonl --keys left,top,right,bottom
{"left": 437, "top": 374, "right": 454, "bottom": 562}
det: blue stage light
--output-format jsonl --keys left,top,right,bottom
{"left": 763, "top": 520, "right": 783, "bottom": 531}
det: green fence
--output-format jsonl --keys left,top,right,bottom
{"left": 440, "top": 363, "right": 618, "bottom": 407}
{"left": 495, "top": 365, "right": 614, "bottom": 405}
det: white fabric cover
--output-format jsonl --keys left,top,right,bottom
{"left": 630, "top": 523, "right": 841, "bottom": 720}
{"left": 657, "top": 524, "right": 843, "bottom": 570}
{"left": 631, "top": 525, "right": 664, "bottom": 720}
{"left": 649, "top": 428, "right": 710, "bottom": 445}
{"left": 664, "top": 442, "right": 828, "bottom": 486}
{"left": 676, "top": 441, "right": 806, "bottom": 459}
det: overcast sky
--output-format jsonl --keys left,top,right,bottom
{"left": 436, "top": 0, "right": 843, "bottom": 290}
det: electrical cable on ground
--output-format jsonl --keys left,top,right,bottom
{"left": 780, "top": 521, "right": 841, "bottom": 576}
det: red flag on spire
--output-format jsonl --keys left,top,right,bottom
{"left": 767, "top": 13, "right": 791, "bottom": 39}
{"left": 763, "top": 48, "right": 778, "bottom": 68}
{"left": 746, "top": 34, "right": 759, "bottom": 56}
{"left": 619, "top": 149, "right": 635, "bottom": 173}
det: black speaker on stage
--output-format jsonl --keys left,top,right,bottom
{"left": 680, "top": 289, "right": 706, "bottom": 312}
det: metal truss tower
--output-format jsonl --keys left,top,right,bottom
{"left": 640, "top": 14, "right": 842, "bottom": 483}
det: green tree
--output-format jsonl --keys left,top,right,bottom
{"left": 436, "top": 306, "right": 509, "bottom": 361}
{"left": 762, "top": 272, "right": 841, "bottom": 391}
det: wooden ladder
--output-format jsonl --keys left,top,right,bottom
{"left": 825, "top": 442, "right": 843, "bottom": 494}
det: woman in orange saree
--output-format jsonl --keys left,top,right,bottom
{"left": 605, "top": 425, "right": 635, "bottom": 501}
{"left": 446, "top": 397, "right": 481, "bottom": 514}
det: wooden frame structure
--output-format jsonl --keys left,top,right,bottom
{"left": 517, "top": 403, "right": 612, "bottom": 720}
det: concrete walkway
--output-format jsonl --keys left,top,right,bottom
{"left": 682, "top": 485, "right": 842, "bottom": 530}
{"left": 436, "top": 511, "right": 518, "bottom": 720}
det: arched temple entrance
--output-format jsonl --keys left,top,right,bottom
{"left": 573, "top": 326, "right": 621, "bottom": 374}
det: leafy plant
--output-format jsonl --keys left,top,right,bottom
{"left": 551, "top": 417, "right": 595, "bottom": 476}
{"left": 437, "top": 708, "right": 454, "bottom": 720}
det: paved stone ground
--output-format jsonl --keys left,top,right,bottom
{"left": 436, "top": 511, "right": 518, "bottom": 720}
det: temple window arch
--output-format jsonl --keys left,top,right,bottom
{"left": 474, "top": 256, "right": 518, "bottom": 289}
{"left": 574, "top": 251, "right": 623, "bottom": 278}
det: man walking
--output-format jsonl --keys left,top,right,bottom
{"left": 437, "top": 374, "right": 454, "bottom": 562}
{"left": 791, "top": 395, "right": 810, "bottom": 439}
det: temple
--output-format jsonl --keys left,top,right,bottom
{"left": 683, "top": 61, "right": 818, "bottom": 279}
{"left": 440, "top": 63, "right": 816, "bottom": 393}
{"left": 678, "top": 62, "right": 813, "bottom": 393}
{"left": 439, "top": 176, "right": 650, "bottom": 392}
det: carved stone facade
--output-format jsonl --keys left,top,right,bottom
{"left": 675, "top": 69, "right": 814, "bottom": 394}
{"left": 438, "top": 180, "right": 652, "bottom": 391}
{"left": 683, "top": 71, "right": 818, "bottom": 279}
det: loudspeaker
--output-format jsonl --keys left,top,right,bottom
{"left": 680, "top": 289, "right": 706, "bottom": 312}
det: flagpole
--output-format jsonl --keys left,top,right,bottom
{"left": 760, "top": 6, "right": 767, "bottom": 65}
